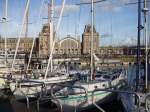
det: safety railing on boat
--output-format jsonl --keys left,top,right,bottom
{"left": 36, "top": 83, "right": 52, "bottom": 112}
{"left": 145, "top": 93, "right": 150, "bottom": 112}
{"left": 12, "top": 79, "right": 46, "bottom": 111}
{"left": 91, "top": 89, "right": 141, "bottom": 112}
{"left": 50, "top": 84, "right": 88, "bottom": 112}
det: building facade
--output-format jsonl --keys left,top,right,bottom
{"left": 82, "top": 25, "right": 99, "bottom": 54}
{"left": 98, "top": 46, "right": 124, "bottom": 57}
{"left": 54, "top": 36, "right": 81, "bottom": 56}
{"left": 1, "top": 23, "right": 149, "bottom": 58}
{"left": 0, "top": 37, "right": 38, "bottom": 53}
{"left": 39, "top": 23, "right": 81, "bottom": 57}
{"left": 39, "top": 23, "right": 50, "bottom": 57}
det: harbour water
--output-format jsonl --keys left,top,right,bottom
{"left": 0, "top": 93, "right": 124, "bottom": 112}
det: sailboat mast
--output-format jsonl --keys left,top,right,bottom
{"left": 49, "top": 0, "right": 54, "bottom": 72}
{"left": 4, "top": 0, "right": 8, "bottom": 65}
{"left": 143, "top": 0, "right": 149, "bottom": 91}
{"left": 11, "top": 0, "right": 30, "bottom": 70}
{"left": 26, "top": 0, "right": 45, "bottom": 71}
{"left": 25, "top": 0, "right": 29, "bottom": 38}
{"left": 136, "top": 0, "right": 142, "bottom": 91}
{"left": 44, "top": 0, "right": 66, "bottom": 80}
{"left": 90, "top": 0, "right": 94, "bottom": 81}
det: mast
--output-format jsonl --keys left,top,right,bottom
{"left": 4, "top": 0, "right": 8, "bottom": 65}
{"left": 26, "top": 0, "right": 45, "bottom": 71}
{"left": 76, "top": 0, "right": 106, "bottom": 81}
{"left": 44, "top": 0, "right": 65, "bottom": 80}
{"left": 25, "top": 0, "right": 29, "bottom": 38}
{"left": 11, "top": 0, "right": 30, "bottom": 70}
{"left": 136, "top": 0, "right": 142, "bottom": 91}
{"left": 90, "top": 0, "right": 94, "bottom": 81}
{"left": 143, "top": 0, "right": 149, "bottom": 91}
{"left": 49, "top": 0, "right": 54, "bottom": 72}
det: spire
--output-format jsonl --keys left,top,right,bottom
{"left": 84, "top": 24, "right": 96, "bottom": 33}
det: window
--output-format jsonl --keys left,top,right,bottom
{"left": 103, "top": 75, "right": 110, "bottom": 79}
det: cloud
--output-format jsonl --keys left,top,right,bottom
{"left": 80, "top": 0, "right": 121, "bottom": 12}
{"left": 80, "top": 0, "right": 90, "bottom": 3}
{"left": 55, "top": 4, "right": 79, "bottom": 14}
{"left": 42, "top": 4, "right": 80, "bottom": 17}
{"left": 101, "top": 33, "right": 113, "bottom": 38}
{"left": 122, "top": 37, "right": 137, "bottom": 46}
{"left": 100, "top": 1, "right": 121, "bottom": 12}
{"left": 80, "top": 0, "right": 137, "bottom": 12}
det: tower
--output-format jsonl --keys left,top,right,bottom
{"left": 39, "top": 1, "right": 54, "bottom": 57}
{"left": 82, "top": 24, "right": 99, "bottom": 54}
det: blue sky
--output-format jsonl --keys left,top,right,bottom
{"left": 0, "top": 0, "right": 150, "bottom": 46}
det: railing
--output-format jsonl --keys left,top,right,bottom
{"left": 50, "top": 84, "right": 88, "bottom": 112}
{"left": 36, "top": 83, "right": 51, "bottom": 112}
{"left": 145, "top": 93, "right": 150, "bottom": 112}
{"left": 92, "top": 89, "right": 141, "bottom": 112}
{"left": 12, "top": 79, "right": 46, "bottom": 111}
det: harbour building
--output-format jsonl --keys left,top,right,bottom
{"left": 39, "top": 23, "right": 81, "bottom": 57}
{"left": 0, "top": 24, "right": 143, "bottom": 58}
{"left": 39, "top": 23, "right": 51, "bottom": 57}
{"left": 82, "top": 24, "right": 99, "bottom": 54}
{"left": 0, "top": 37, "right": 38, "bottom": 54}
{"left": 54, "top": 36, "right": 81, "bottom": 56}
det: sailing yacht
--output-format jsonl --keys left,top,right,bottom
{"left": 9, "top": 0, "right": 77, "bottom": 100}
{"left": 0, "top": 0, "right": 11, "bottom": 90}
{"left": 50, "top": 1, "right": 127, "bottom": 111}
{"left": 120, "top": 0, "right": 150, "bottom": 111}
{"left": 9, "top": 71, "right": 75, "bottom": 100}
{"left": 51, "top": 68, "right": 126, "bottom": 111}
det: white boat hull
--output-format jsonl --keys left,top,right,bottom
{"left": 0, "top": 78, "right": 7, "bottom": 90}
{"left": 56, "top": 91, "right": 113, "bottom": 112}
{"left": 52, "top": 70, "right": 127, "bottom": 111}
{"left": 10, "top": 76, "right": 74, "bottom": 100}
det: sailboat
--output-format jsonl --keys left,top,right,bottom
{"left": 50, "top": 1, "right": 127, "bottom": 111}
{"left": 0, "top": 0, "right": 12, "bottom": 90}
{"left": 51, "top": 69, "right": 126, "bottom": 111}
{"left": 117, "top": 0, "right": 150, "bottom": 112}
{"left": 9, "top": 0, "right": 76, "bottom": 100}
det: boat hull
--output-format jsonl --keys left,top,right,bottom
{"left": 10, "top": 79, "right": 75, "bottom": 100}
{"left": 54, "top": 91, "right": 116, "bottom": 112}
{"left": 52, "top": 70, "right": 127, "bottom": 112}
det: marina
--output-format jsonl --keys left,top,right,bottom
{"left": 0, "top": 0, "right": 150, "bottom": 112}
